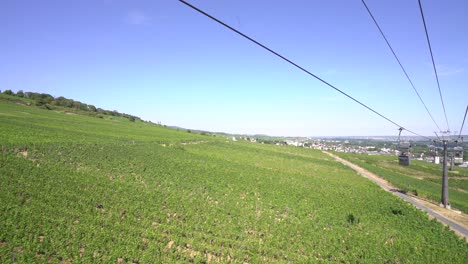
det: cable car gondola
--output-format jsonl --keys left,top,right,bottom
{"left": 398, "top": 142, "right": 412, "bottom": 166}
{"left": 397, "top": 128, "right": 411, "bottom": 166}
{"left": 452, "top": 146, "right": 464, "bottom": 165}
{"left": 446, "top": 138, "right": 464, "bottom": 168}
{"left": 428, "top": 145, "right": 437, "bottom": 157}
{"left": 428, "top": 144, "right": 440, "bottom": 164}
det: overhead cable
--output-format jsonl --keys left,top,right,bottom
{"left": 179, "top": 0, "right": 432, "bottom": 140}
{"left": 418, "top": 0, "right": 450, "bottom": 132}
{"left": 458, "top": 105, "right": 468, "bottom": 139}
{"left": 361, "top": 0, "right": 442, "bottom": 133}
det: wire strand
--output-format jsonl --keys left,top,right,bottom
{"left": 418, "top": 0, "right": 450, "bottom": 132}
{"left": 179, "top": 0, "right": 432, "bottom": 140}
{"left": 361, "top": 0, "right": 442, "bottom": 133}
{"left": 458, "top": 105, "right": 468, "bottom": 139}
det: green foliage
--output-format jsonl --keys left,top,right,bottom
{"left": 6, "top": 90, "right": 142, "bottom": 122}
{"left": 346, "top": 214, "right": 360, "bottom": 225}
{"left": 34, "top": 97, "right": 48, "bottom": 107}
{"left": 0, "top": 101, "right": 467, "bottom": 263}
{"left": 391, "top": 208, "right": 404, "bottom": 215}
{"left": 16, "top": 90, "right": 24, "bottom": 97}
{"left": 88, "top": 105, "right": 97, "bottom": 112}
{"left": 3, "top": 89, "right": 14, "bottom": 96}
{"left": 334, "top": 152, "right": 468, "bottom": 213}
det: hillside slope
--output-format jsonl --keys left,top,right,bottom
{"left": 0, "top": 101, "right": 467, "bottom": 263}
{"left": 334, "top": 152, "right": 468, "bottom": 213}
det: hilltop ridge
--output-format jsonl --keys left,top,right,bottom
{"left": 1, "top": 89, "right": 142, "bottom": 123}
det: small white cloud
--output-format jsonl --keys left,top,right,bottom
{"left": 437, "top": 65, "right": 464, "bottom": 76}
{"left": 125, "top": 10, "right": 151, "bottom": 25}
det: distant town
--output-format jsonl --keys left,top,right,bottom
{"left": 226, "top": 134, "right": 468, "bottom": 168}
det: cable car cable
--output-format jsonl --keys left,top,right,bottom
{"left": 418, "top": 0, "right": 450, "bottom": 132}
{"left": 179, "top": 0, "right": 432, "bottom": 140}
{"left": 458, "top": 105, "right": 468, "bottom": 140}
{"left": 361, "top": 0, "right": 442, "bottom": 133}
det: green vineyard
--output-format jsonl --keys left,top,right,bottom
{"left": 334, "top": 152, "right": 468, "bottom": 213}
{"left": 1, "top": 100, "right": 467, "bottom": 263}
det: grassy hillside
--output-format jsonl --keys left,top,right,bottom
{"left": 1, "top": 101, "right": 467, "bottom": 263}
{"left": 334, "top": 152, "right": 468, "bottom": 213}
{"left": 0, "top": 92, "right": 142, "bottom": 122}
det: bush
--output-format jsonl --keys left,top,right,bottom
{"left": 346, "top": 213, "right": 359, "bottom": 224}
{"left": 35, "top": 98, "right": 47, "bottom": 106}
{"left": 16, "top": 90, "right": 24, "bottom": 97}
{"left": 3, "top": 89, "right": 14, "bottom": 96}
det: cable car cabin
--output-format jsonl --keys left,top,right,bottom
{"left": 398, "top": 142, "right": 411, "bottom": 166}
{"left": 453, "top": 146, "right": 464, "bottom": 165}
{"left": 428, "top": 145, "right": 438, "bottom": 157}
{"left": 428, "top": 145, "right": 440, "bottom": 164}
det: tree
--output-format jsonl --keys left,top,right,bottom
{"left": 3, "top": 90, "right": 14, "bottom": 96}
{"left": 40, "top": 93, "right": 54, "bottom": 104}
{"left": 71, "top": 101, "right": 82, "bottom": 109}
{"left": 79, "top": 103, "right": 88, "bottom": 111}
{"left": 53, "top": 96, "right": 67, "bottom": 106}
{"left": 35, "top": 98, "right": 47, "bottom": 106}
{"left": 88, "top": 105, "right": 97, "bottom": 112}
{"left": 16, "top": 90, "right": 24, "bottom": 97}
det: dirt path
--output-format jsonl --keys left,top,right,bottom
{"left": 323, "top": 151, "right": 468, "bottom": 239}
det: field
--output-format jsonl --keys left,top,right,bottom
{"left": 334, "top": 152, "right": 468, "bottom": 213}
{"left": 1, "top": 101, "right": 467, "bottom": 263}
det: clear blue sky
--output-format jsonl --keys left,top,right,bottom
{"left": 1, "top": 0, "right": 467, "bottom": 136}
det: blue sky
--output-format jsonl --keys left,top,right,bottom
{"left": 1, "top": 0, "right": 467, "bottom": 136}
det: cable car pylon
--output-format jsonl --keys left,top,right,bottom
{"left": 440, "top": 138, "right": 450, "bottom": 208}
